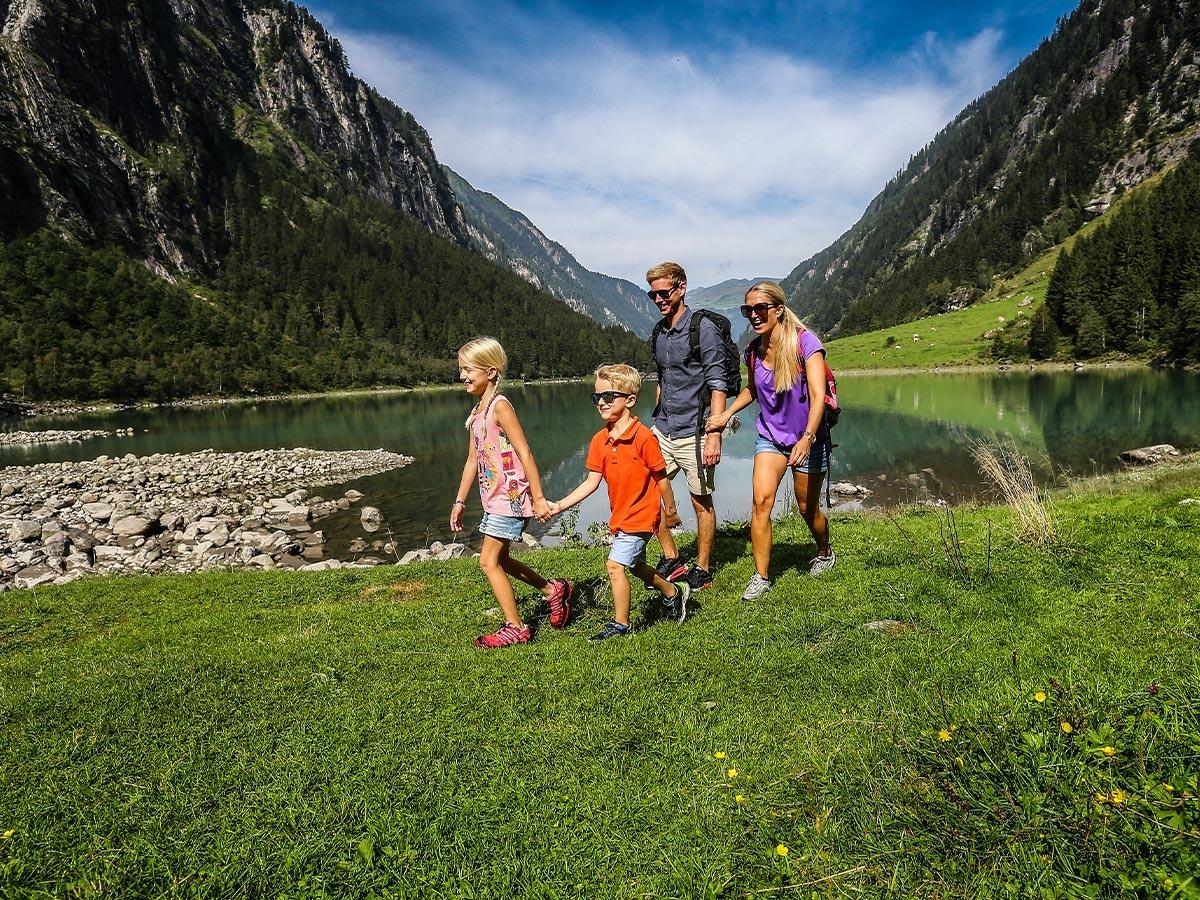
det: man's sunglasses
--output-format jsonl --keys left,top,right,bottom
{"left": 646, "top": 286, "right": 679, "bottom": 302}
{"left": 591, "top": 390, "right": 632, "bottom": 405}
{"left": 740, "top": 302, "right": 782, "bottom": 319}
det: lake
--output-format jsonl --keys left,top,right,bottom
{"left": 3, "top": 368, "right": 1198, "bottom": 555}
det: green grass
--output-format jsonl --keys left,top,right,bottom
{"left": 2, "top": 462, "right": 1199, "bottom": 897}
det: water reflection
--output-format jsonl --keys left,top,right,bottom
{"left": 3, "top": 369, "right": 1198, "bottom": 554}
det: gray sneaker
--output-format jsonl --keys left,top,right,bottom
{"left": 809, "top": 550, "right": 836, "bottom": 576}
{"left": 741, "top": 572, "right": 771, "bottom": 601}
{"left": 661, "top": 580, "right": 690, "bottom": 623}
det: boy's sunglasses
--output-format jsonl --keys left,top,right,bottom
{"left": 591, "top": 390, "right": 632, "bottom": 405}
{"left": 740, "top": 302, "right": 782, "bottom": 319}
{"left": 646, "top": 286, "right": 679, "bottom": 301}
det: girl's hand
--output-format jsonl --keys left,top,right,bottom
{"left": 532, "top": 496, "right": 551, "bottom": 522}
{"left": 450, "top": 502, "right": 465, "bottom": 532}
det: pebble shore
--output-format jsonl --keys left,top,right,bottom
{"left": 0, "top": 448, "right": 414, "bottom": 590}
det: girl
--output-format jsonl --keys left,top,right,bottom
{"left": 705, "top": 282, "right": 835, "bottom": 601}
{"left": 450, "top": 337, "right": 572, "bottom": 647}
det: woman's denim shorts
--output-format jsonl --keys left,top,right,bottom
{"left": 479, "top": 512, "right": 529, "bottom": 542}
{"left": 754, "top": 433, "right": 830, "bottom": 474}
{"left": 608, "top": 531, "right": 650, "bottom": 567}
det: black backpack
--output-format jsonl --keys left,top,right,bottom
{"left": 649, "top": 308, "right": 742, "bottom": 428}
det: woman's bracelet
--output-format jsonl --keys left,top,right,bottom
{"left": 802, "top": 431, "right": 817, "bottom": 441}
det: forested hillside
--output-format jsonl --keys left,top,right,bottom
{"left": 1042, "top": 141, "right": 1200, "bottom": 362}
{"left": 0, "top": 0, "right": 648, "bottom": 401}
{"left": 782, "top": 0, "right": 1200, "bottom": 347}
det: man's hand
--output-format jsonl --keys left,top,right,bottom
{"left": 703, "top": 431, "right": 723, "bottom": 466}
{"left": 663, "top": 504, "right": 682, "bottom": 528}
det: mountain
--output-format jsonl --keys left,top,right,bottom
{"left": 689, "top": 278, "right": 782, "bottom": 314}
{"left": 780, "top": 0, "right": 1200, "bottom": 341}
{"left": 0, "top": 0, "right": 649, "bottom": 400}
{"left": 444, "top": 167, "right": 658, "bottom": 334}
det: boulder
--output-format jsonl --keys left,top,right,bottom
{"left": 360, "top": 506, "right": 382, "bottom": 525}
{"left": 1119, "top": 444, "right": 1179, "bottom": 466}
{"left": 82, "top": 503, "right": 115, "bottom": 522}
{"left": 8, "top": 521, "right": 41, "bottom": 543}
{"left": 13, "top": 565, "right": 58, "bottom": 589}
{"left": 111, "top": 515, "right": 158, "bottom": 538}
{"left": 344, "top": 489, "right": 364, "bottom": 501}
{"left": 830, "top": 482, "right": 872, "bottom": 497}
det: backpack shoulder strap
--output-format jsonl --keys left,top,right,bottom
{"left": 686, "top": 308, "right": 707, "bottom": 360}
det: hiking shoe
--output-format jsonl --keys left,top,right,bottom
{"left": 809, "top": 550, "right": 836, "bottom": 576}
{"left": 741, "top": 573, "right": 771, "bottom": 601}
{"left": 655, "top": 555, "right": 688, "bottom": 582}
{"left": 661, "top": 580, "right": 690, "bottom": 623}
{"left": 546, "top": 578, "right": 573, "bottom": 628}
{"left": 589, "top": 621, "right": 630, "bottom": 641}
{"left": 682, "top": 565, "right": 713, "bottom": 591}
{"left": 474, "top": 622, "right": 531, "bottom": 649}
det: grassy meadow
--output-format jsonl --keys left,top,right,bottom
{"left": 2, "top": 459, "right": 1199, "bottom": 897}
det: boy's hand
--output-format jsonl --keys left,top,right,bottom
{"left": 532, "top": 496, "right": 551, "bottom": 522}
{"left": 547, "top": 500, "right": 562, "bottom": 516}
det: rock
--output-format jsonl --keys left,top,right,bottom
{"left": 348, "top": 538, "right": 367, "bottom": 553}
{"left": 8, "top": 521, "right": 41, "bottom": 543}
{"left": 1119, "top": 444, "right": 1179, "bottom": 466}
{"left": 344, "top": 489, "right": 364, "bottom": 501}
{"left": 0, "top": 483, "right": 15, "bottom": 498}
{"left": 13, "top": 565, "right": 58, "bottom": 589}
{"left": 111, "top": 515, "right": 158, "bottom": 537}
{"left": 355, "top": 556, "right": 386, "bottom": 566}
{"left": 300, "top": 560, "right": 343, "bottom": 571}
{"left": 1179, "top": 498, "right": 1200, "bottom": 506}
{"left": 428, "top": 541, "right": 444, "bottom": 554}
{"left": 360, "top": 506, "right": 382, "bottom": 525}
{"left": 862, "top": 620, "right": 916, "bottom": 634}
{"left": 284, "top": 489, "right": 308, "bottom": 505}
{"left": 830, "top": 482, "right": 872, "bottom": 497}
{"left": 399, "top": 550, "right": 426, "bottom": 564}
{"left": 92, "top": 545, "right": 130, "bottom": 563}
{"left": 247, "top": 554, "right": 275, "bottom": 569}
{"left": 82, "top": 503, "right": 115, "bottom": 522}
{"left": 520, "top": 533, "right": 541, "bottom": 548}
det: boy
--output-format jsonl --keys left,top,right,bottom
{"left": 549, "top": 364, "right": 691, "bottom": 640}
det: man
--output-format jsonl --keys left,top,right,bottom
{"left": 645, "top": 261, "right": 726, "bottom": 591}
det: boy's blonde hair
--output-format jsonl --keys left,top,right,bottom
{"left": 594, "top": 363, "right": 641, "bottom": 396}
{"left": 645, "top": 261, "right": 686, "bottom": 288}
{"left": 458, "top": 336, "right": 507, "bottom": 382}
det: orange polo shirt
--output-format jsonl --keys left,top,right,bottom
{"left": 585, "top": 417, "right": 667, "bottom": 534}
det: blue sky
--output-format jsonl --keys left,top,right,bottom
{"left": 313, "top": 0, "right": 1080, "bottom": 287}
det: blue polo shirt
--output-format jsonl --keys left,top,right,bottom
{"left": 651, "top": 306, "right": 729, "bottom": 439}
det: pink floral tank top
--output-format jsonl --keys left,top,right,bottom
{"left": 469, "top": 394, "right": 533, "bottom": 517}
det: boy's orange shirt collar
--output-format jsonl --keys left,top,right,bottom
{"left": 604, "top": 414, "right": 640, "bottom": 443}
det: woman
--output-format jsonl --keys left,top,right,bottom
{"left": 706, "top": 281, "right": 835, "bottom": 600}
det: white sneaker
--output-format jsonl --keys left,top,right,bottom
{"left": 741, "top": 572, "right": 771, "bottom": 601}
{"left": 809, "top": 550, "right": 836, "bottom": 576}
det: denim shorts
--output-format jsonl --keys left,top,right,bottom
{"left": 754, "top": 433, "right": 830, "bottom": 474}
{"left": 479, "top": 512, "right": 529, "bottom": 542}
{"left": 608, "top": 531, "right": 650, "bottom": 567}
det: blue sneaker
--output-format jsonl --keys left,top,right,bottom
{"left": 589, "top": 621, "right": 630, "bottom": 641}
{"left": 661, "top": 580, "right": 690, "bottom": 623}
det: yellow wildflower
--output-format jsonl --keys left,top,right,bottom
{"left": 1110, "top": 789, "right": 1126, "bottom": 805}
{"left": 776, "top": 844, "right": 790, "bottom": 857}
{"left": 714, "top": 751, "right": 727, "bottom": 760}
{"left": 1100, "top": 746, "right": 1117, "bottom": 757}
{"left": 735, "top": 794, "right": 746, "bottom": 804}
{"left": 1060, "top": 722, "right": 1073, "bottom": 734}
{"left": 1033, "top": 691, "right": 1046, "bottom": 703}
{"left": 1094, "top": 791, "right": 1108, "bottom": 805}
{"left": 1162, "top": 783, "right": 1175, "bottom": 792}
{"left": 727, "top": 769, "right": 738, "bottom": 778}
{"left": 954, "top": 756, "right": 964, "bottom": 768}
{"left": 938, "top": 729, "right": 952, "bottom": 742}
{"left": 0, "top": 830, "right": 13, "bottom": 840}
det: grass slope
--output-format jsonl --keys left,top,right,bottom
{"left": 825, "top": 167, "right": 1178, "bottom": 372}
{"left": 2, "top": 463, "right": 1199, "bottom": 897}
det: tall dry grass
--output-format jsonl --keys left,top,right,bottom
{"left": 970, "top": 437, "right": 1056, "bottom": 546}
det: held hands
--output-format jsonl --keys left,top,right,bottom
{"left": 546, "top": 500, "right": 562, "bottom": 517}
{"left": 704, "top": 411, "right": 730, "bottom": 434}
{"left": 532, "top": 496, "right": 551, "bottom": 523}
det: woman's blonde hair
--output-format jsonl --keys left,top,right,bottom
{"left": 594, "top": 363, "right": 641, "bottom": 396}
{"left": 747, "top": 281, "right": 805, "bottom": 393}
{"left": 458, "top": 336, "right": 507, "bottom": 384}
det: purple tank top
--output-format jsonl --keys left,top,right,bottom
{"left": 745, "top": 329, "right": 828, "bottom": 447}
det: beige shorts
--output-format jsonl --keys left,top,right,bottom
{"left": 652, "top": 427, "right": 715, "bottom": 497}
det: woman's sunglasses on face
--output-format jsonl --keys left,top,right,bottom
{"left": 740, "top": 302, "right": 781, "bottom": 320}
{"left": 591, "top": 391, "right": 632, "bottom": 406}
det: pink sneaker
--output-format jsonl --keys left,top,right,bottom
{"left": 546, "top": 579, "right": 574, "bottom": 629}
{"left": 474, "top": 622, "right": 531, "bottom": 649}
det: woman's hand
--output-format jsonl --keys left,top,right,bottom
{"left": 705, "top": 410, "right": 730, "bottom": 434}
{"left": 788, "top": 433, "right": 813, "bottom": 468}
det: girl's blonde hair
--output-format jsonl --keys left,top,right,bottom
{"left": 458, "top": 336, "right": 507, "bottom": 384}
{"left": 594, "top": 363, "right": 641, "bottom": 396}
{"left": 747, "top": 281, "right": 805, "bottom": 393}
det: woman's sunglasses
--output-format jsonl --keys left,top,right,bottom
{"left": 591, "top": 390, "right": 632, "bottom": 405}
{"left": 740, "top": 302, "right": 782, "bottom": 319}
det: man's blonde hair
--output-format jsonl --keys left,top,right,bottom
{"left": 458, "top": 336, "right": 507, "bottom": 382}
{"left": 594, "top": 363, "right": 641, "bottom": 396}
{"left": 645, "top": 261, "right": 686, "bottom": 288}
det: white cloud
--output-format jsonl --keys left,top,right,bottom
{"left": 322, "top": 13, "right": 1009, "bottom": 287}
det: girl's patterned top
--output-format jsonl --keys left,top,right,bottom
{"left": 469, "top": 393, "right": 533, "bottom": 517}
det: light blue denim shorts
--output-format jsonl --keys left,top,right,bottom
{"left": 479, "top": 512, "right": 529, "bottom": 542}
{"left": 608, "top": 531, "right": 651, "bottom": 567}
{"left": 754, "top": 433, "right": 830, "bottom": 474}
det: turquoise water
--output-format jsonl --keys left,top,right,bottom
{"left": 3, "top": 369, "right": 1198, "bottom": 554}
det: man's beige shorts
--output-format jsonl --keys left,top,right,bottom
{"left": 651, "top": 427, "right": 715, "bottom": 497}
